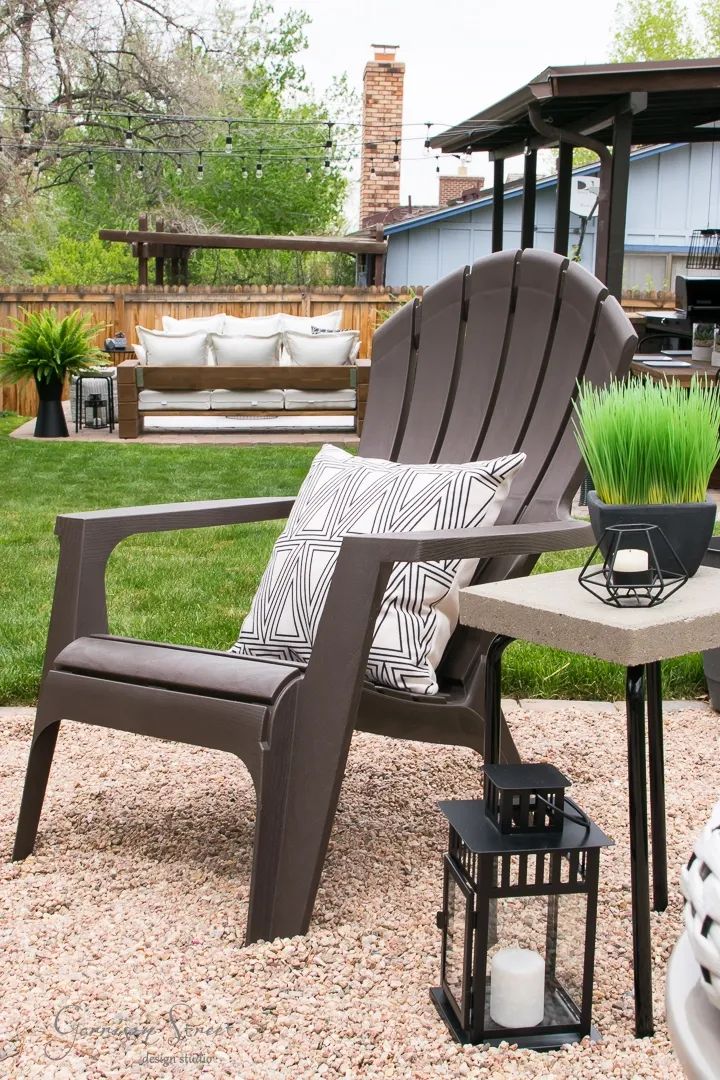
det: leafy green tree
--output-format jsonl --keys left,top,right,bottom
{"left": 611, "top": 0, "right": 712, "bottom": 60}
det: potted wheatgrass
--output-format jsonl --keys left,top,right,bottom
{"left": 573, "top": 376, "right": 720, "bottom": 577}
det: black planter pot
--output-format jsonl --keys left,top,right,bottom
{"left": 587, "top": 490, "right": 716, "bottom": 578}
{"left": 34, "top": 375, "right": 68, "bottom": 438}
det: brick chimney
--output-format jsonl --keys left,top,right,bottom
{"left": 359, "top": 44, "right": 404, "bottom": 227}
{"left": 439, "top": 168, "right": 485, "bottom": 207}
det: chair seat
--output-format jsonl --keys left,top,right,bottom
{"left": 53, "top": 635, "right": 302, "bottom": 704}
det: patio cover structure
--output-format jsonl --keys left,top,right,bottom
{"left": 432, "top": 59, "right": 720, "bottom": 298}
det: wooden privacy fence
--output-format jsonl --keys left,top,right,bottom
{"left": 0, "top": 284, "right": 416, "bottom": 417}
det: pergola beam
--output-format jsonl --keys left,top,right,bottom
{"left": 100, "top": 229, "right": 387, "bottom": 256}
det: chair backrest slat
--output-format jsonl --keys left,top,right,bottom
{"left": 358, "top": 298, "right": 419, "bottom": 459}
{"left": 393, "top": 266, "right": 468, "bottom": 463}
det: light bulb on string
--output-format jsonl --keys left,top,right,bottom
{"left": 114, "top": 157, "right": 122, "bottom": 173}
{"left": 125, "top": 116, "right": 133, "bottom": 148}
{"left": 87, "top": 153, "right": 95, "bottom": 180}
{"left": 21, "top": 109, "right": 31, "bottom": 145}
{"left": 370, "top": 158, "right": 376, "bottom": 177}
{"left": 197, "top": 151, "right": 204, "bottom": 180}
{"left": 136, "top": 152, "right": 145, "bottom": 180}
{"left": 392, "top": 138, "right": 400, "bottom": 171}
{"left": 241, "top": 161, "right": 248, "bottom": 180}
{"left": 323, "top": 158, "right": 331, "bottom": 175}
{"left": 305, "top": 160, "right": 312, "bottom": 180}
{"left": 255, "top": 155, "right": 263, "bottom": 179}
{"left": 424, "top": 123, "right": 432, "bottom": 152}
{"left": 435, "top": 156, "right": 440, "bottom": 174}
{"left": 32, "top": 156, "right": 41, "bottom": 175}
{"left": 325, "top": 122, "right": 333, "bottom": 151}
{"left": 225, "top": 126, "right": 233, "bottom": 154}
{"left": 175, "top": 155, "right": 183, "bottom": 176}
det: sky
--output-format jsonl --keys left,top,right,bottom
{"left": 271, "top": 0, "right": 622, "bottom": 222}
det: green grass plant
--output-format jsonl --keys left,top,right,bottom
{"left": 0, "top": 413, "right": 707, "bottom": 704}
{"left": 573, "top": 376, "right": 720, "bottom": 504}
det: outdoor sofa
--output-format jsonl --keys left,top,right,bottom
{"left": 117, "top": 310, "right": 369, "bottom": 438}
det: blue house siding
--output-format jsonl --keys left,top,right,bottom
{"left": 385, "top": 143, "right": 720, "bottom": 290}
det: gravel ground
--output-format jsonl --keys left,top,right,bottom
{"left": 1, "top": 702, "right": 718, "bottom": 1078}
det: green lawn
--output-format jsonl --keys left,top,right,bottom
{"left": 0, "top": 413, "right": 706, "bottom": 705}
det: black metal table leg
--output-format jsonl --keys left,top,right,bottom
{"left": 625, "top": 664, "right": 654, "bottom": 1038}
{"left": 646, "top": 661, "right": 668, "bottom": 913}
{"left": 483, "top": 634, "right": 514, "bottom": 767}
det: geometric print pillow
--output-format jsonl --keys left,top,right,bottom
{"left": 230, "top": 444, "right": 525, "bottom": 695}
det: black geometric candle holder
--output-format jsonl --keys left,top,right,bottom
{"left": 578, "top": 523, "right": 688, "bottom": 607}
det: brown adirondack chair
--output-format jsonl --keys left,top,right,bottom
{"left": 12, "top": 249, "right": 637, "bottom": 944}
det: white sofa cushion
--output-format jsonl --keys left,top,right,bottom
{"left": 223, "top": 313, "right": 283, "bottom": 336}
{"left": 311, "top": 326, "right": 362, "bottom": 360}
{"left": 281, "top": 310, "right": 342, "bottom": 333}
{"left": 132, "top": 343, "right": 146, "bottom": 363}
{"left": 138, "top": 389, "right": 212, "bottom": 411}
{"left": 210, "top": 332, "right": 282, "bottom": 366}
{"left": 162, "top": 313, "right": 226, "bottom": 335}
{"left": 136, "top": 327, "right": 209, "bottom": 367}
{"left": 283, "top": 389, "right": 356, "bottom": 410}
{"left": 283, "top": 330, "right": 359, "bottom": 366}
{"left": 210, "top": 389, "right": 285, "bottom": 409}
{"left": 230, "top": 444, "right": 526, "bottom": 695}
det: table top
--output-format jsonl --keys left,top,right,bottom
{"left": 631, "top": 354, "right": 717, "bottom": 387}
{"left": 459, "top": 566, "right": 720, "bottom": 666}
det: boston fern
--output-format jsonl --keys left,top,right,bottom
{"left": 0, "top": 308, "right": 104, "bottom": 386}
{"left": 573, "top": 376, "right": 720, "bottom": 505}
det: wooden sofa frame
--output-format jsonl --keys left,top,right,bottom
{"left": 117, "top": 359, "right": 370, "bottom": 438}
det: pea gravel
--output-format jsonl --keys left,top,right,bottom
{"left": 1, "top": 701, "right": 718, "bottom": 1078}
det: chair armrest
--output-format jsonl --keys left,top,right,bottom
{"left": 44, "top": 496, "right": 295, "bottom": 673}
{"left": 274, "top": 516, "right": 592, "bottom": 932}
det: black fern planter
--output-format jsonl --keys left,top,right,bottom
{"left": 587, "top": 490, "right": 716, "bottom": 578}
{"left": 34, "top": 375, "right": 68, "bottom": 438}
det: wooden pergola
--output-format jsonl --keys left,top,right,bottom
{"left": 432, "top": 59, "right": 720, "bottom": 298}
{"left": 99, "top": 215, "right": 388, "bottom": 287}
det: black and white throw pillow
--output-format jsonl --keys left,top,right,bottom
{"left": 230, "top": 444, "right": 525, "bottom": 694}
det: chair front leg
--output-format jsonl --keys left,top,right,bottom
{"left": 12, "top": 699, "right": 63, "bottom": 861}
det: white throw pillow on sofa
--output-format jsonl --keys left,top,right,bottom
{"left": 136, "top": 327, "right": 209, "bottom": 366}
{"left": 281, "top": 310, "right": 342, "bottom": 333}
{"left": 223, "top": 313, "right": 283, "bottom": 336}
{"left": 162, "top": 313, "right": 226, "bottom": 335}
{"left": 311, "top": 325, "right": 362, "bottom": 360}
{"left": 230, "top": 444, "right": 526, "bottom": 695}
{"left": 210, "top": 332, "right": 282, "bottom": 365}
{"left": 283, "top": 329, "right": 359, "bottom": 366}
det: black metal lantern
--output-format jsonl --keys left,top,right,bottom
{"left": 432, "top": 764, "right": 612, "bottom": 1050}
{"left": 578, "top": 524, "right": 688, "bottom": 607}
{"left": 84, "top": 392, "right": 107, "bottom": 430}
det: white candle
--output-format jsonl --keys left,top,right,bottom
{"left": 489, "top": 947, "right": 545, "bottom": 1028}
{"left": 612, "top": 548, "right": 649, "bottom": 574}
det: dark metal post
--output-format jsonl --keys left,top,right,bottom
{"left": 492, "top": 157, "right": 504, "bottom": 252}
{"left": 605, "top": 112, "right": 633, "bottom": 299}
{"left": 520, "top": 149, "right": 537, "bottom": 249}
{"left": 625, "top": 664, "right": 654, "bottom": 1038}
{"left": 645, "top": 661, "right": 668, "bottom": 912}
{"left": 483, "top": 635, "right": 513, "bottom": 766}
{"left": 554, "top": 141, "right": 573, "bottom": 256}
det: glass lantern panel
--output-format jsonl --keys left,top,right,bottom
{"left": 442, "top": 856, "right": 473, "bottom": 1023}
{"left": 480, "top": 854, "right": 588, "bottom": 1035}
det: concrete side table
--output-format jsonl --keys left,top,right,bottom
{"left": 459, "top": 566, "right": 720, "bottom": 1039}
{"left": 666, "top": 933, "right": 720, "bottom": 1080}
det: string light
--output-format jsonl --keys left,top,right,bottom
{"left": 21, "top": 110, "right": 31, "bottom": 145}
{"left": 305, "top": 160, "right": 312, "bottom": 180}
{"left": 124, "top": 116, "right": 133, "bottom": 148}
{"left": 325, "top": 122, "right": 333, "bottom": 151}
{"left": 323, "top": 158, "right": 331, "bottom": 175}
{"left": 87, "top": 152, "right": 95, "bottom": 180}
{"left": 197, "top": 150, "right": 204, "bottom": 180}
{"left": 32, "top": 156, "right": 41, "bottom": 174}
{"left": 136, "top": 152, "right": 145, "bottom": 180}
{"left": 255, "top": 159, "right": 263, "bottom": 179}
{"left": 424, "top": 123, "right": 432, "bottom": 151}
{"left": 175, "top": 155, "right": 182, "bottom": 176}
{"left": 241, "top": 161, "right": 248, "bottom": 180}
{"left": 115, "top": 157, "right": 122, "bottom": 172}
{"left": 370, "top": 158, "right": 376, "bottom": 176}
{"left": 225, "top": 125, "right": 233, "bottom": 154}
{"left": 392, "top": 138, "right": 400, "bottom": 171}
